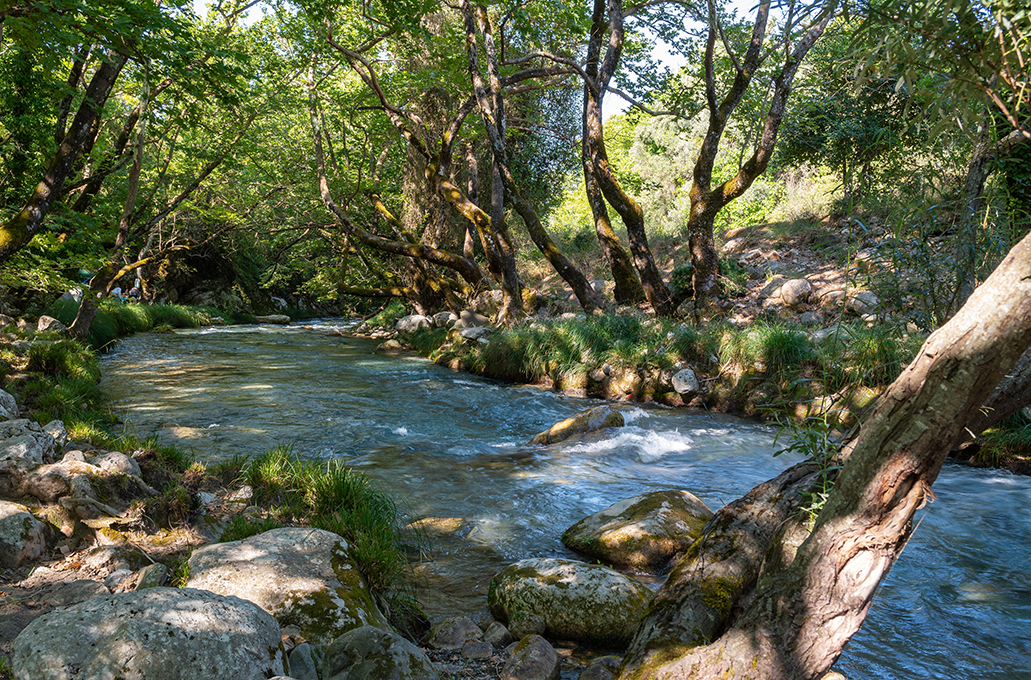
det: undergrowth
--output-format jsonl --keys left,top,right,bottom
{"left": 45, "top": 298, "right": 219, "bottom": 350}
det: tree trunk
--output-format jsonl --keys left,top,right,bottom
{"left": 460, "top": 0, "right": 603, "bottom": 314}
{"left": 620, "top": 228, "right": 1031, "bottom": 680}
{"left": 686, "top": 1, "right": 836, "bottom": 314}
{"left": 581, "top": 0, "right": 644, "bottom": 305}
{"left": 0, "top": 51, "right": 126, "bottom": 264}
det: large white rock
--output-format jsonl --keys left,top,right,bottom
{"left": 561, "top": 490, "right": 713, "bottom": 571}
{"left": 396, "top": 314, "right": 432, "bottom": 333}
{"left": 671, "top": 368, "right": 700, "bottom": 396}
{"left": 186, "top": 527, "right": 388, "bottom": 644}
{"left": 847, "top": 290, "right": 879, "bottom": 315}
{"left": 11, "top": 587, "right": 286, "bottom": 680}
{"left": 0, "top": 500, "right": 48, "bottom": 568}
{"left": 0, "top": 388, "right": 18, "bottom": 420}
{"left": 452, "top": 309, "right": 490, "bottom": 329}
{"left": 488, "top": 558, "right": 654, "bottom": 649}
{"left": 36, "top": 315, "right": 68, "bottom": 334}
{"left": 89, "top": 451, "right": 142, "bottom": 477}
{"left": 0, "top": 419, "right": 55, "bottom": 476}
{"left": 322, "top": 626, "right": 439, "bottom": 680}
{"left": 18, "top": 459, "right": 101, "bottom": 504}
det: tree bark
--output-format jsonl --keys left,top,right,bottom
{"left": 620, "top": 227, "right": 1031, "bottom": 680}
{"left": 585, "top": 0, "right": 672, "bottom": 311}
{"left": 0, "top": 51, "right": 126, "bottom": 264}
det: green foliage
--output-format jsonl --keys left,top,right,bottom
{"left": 207, "top": 453, "right": 249, "bottom": 486}
{"left": 669, "top": 265, "right": 694, "bottom": 299}
{"left": 774, "top": 412, "right": 842, "bottom": 528}
{"left": 468, "top": 313, "right": 715, "bottom": 385}
{"left": 45, "top": 298, "right": 213, "bottom": 349}
{"left": 366, "top": 300, "right": 407, "bottom": 328}
{"left": 832, "top": 323, "right": 922, "bottom": 388}
{"left": 26, "top": 339, "right": 100, "bottom": 380}
{"left": 977, "top": 414, "right": 1031, "bottom": 466}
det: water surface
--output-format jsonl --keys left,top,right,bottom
{"left": 100, "top": 321, "right": 1031, "bottom": 679}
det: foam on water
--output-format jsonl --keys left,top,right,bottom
{"left": 561, "top": 426, "right": 694, "bottom": 463}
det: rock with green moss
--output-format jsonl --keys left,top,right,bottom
{"left": 500, "top": 634, "right": 559, "bottom": 680}
{"left": 529, "top": 406, "right": 624, "bottom": 446}
{"left": 11, "top": 587, "right": 286, "bottom": 679}
{"left": 562, "top": 490, "right": 713, "bottom": 572}
{"left": 488, "top": 558, "right": 653, "bottom": 649}
{"left": 185, "top": 527, "right": 389, "bottom": 644}
{"left": 0, "top": 500, "right": 48, "bottom": 567}
{"left": 322, "top": 625, "right": 439, "bottom": 680}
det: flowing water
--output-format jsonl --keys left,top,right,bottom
{"left": 100, "top": 321, "right": 1031, "bottom": 679}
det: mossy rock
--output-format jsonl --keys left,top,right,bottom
{"left": 185, "top": 527, "right": 388, "bottom": 644}
{"left": 529, "top": 406, "right": 625, "bottom": 446}
{"left": 488, "top": 557, "right": 654, "bottom": 649}
{"left": 562, "top": 490, "right": 713, "bottom": 572}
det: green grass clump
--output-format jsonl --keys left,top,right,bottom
{"left": 976, "top": 414, "right": 1031, "bottom": 466}
{"left": 45, "top": 298, "right": 215, "bottom": 350}
{"left": 720, "top": 322, "right": 815, "bottom": 379}
{"left": 366, "top": 300, "right": 407, "bottom": 327}
{"left": 232, "top": 445, "right": 418, "bottom": 605}
{"left": 219, "top": 514, "right": 285, "bottom": 542}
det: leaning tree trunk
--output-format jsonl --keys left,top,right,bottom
{"left": 620, "top": 228, "right": 1031, "bottom": 680}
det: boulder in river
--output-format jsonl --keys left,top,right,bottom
{"left": 11, "top": 587, "right": 286, "bottom": 680}
{"left": 185, "top": 527, "right": 389, "bottom": 644}
{"left": 562, "top": 490, "right": 713, "bottom": 571}
{"left": 488, "top": 557, "right": 654, "bottom": 649}
{"left": 255, "top": 314, "right": 291, "bottom": 324}
{"left": 529, "top": 406, "right": 624, "bottom": 446}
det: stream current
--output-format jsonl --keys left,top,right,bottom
{"left": 99, "top": 321, "right": 1031, "bottom": 679}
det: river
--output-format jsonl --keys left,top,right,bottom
{"left": 99, "top": 321, "right": 1031, "bottom": 679}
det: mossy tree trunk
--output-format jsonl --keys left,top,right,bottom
{"left": 459, "top": 0, "right": 603, "bottom": 314}
{"left": 621, "top": 227, "right": 1031, "bottom": 680}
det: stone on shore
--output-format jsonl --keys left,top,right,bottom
{"left": 488, "top": 558, "right": 654, "bottom": 649}
{"left": 322, "top": 625, "right": 439, "bottom": 680}
{"left": 0, "top": 419, "right": 55, "bottom": 477}
{"left": 11, "top": 587, "right": 286, "bottom": 680}
{"left": 185, "top": 527, "right": 388, "bottom": 644}
{"left": 562, "top": 490, "right": 713, "bottom": 571}
{"left": 0, "top": 500, "right": 48, "bottom": 568}
{"left": 500, "top": 635, "right": 559, "bottom": 680}
{"left": 396, "top": 315, "right": 433, "bottom": 333}
{"left": 426, "top": 615, "right": 484, "bottom": 649}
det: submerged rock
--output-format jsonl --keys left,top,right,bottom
{"left": 488, "top": 558, "right": 653, "bottom": 649}
{"left": 255, "top": 314, "right": 291, "bottom": 324}
{"left": 11, "top": 587, "right": 286, "bottom": 680}
{"left": 529, "top": 406, "right": 624, "bottom": 446}
{"left": 185, "top": 527, "right": 388, "bottom": 644}
{"left": 562, "top": 490, "right": 713, "bottom": 571}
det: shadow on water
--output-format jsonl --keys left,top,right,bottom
{"left": 100, "top": 321, "right": 1031, "bottom": 679}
